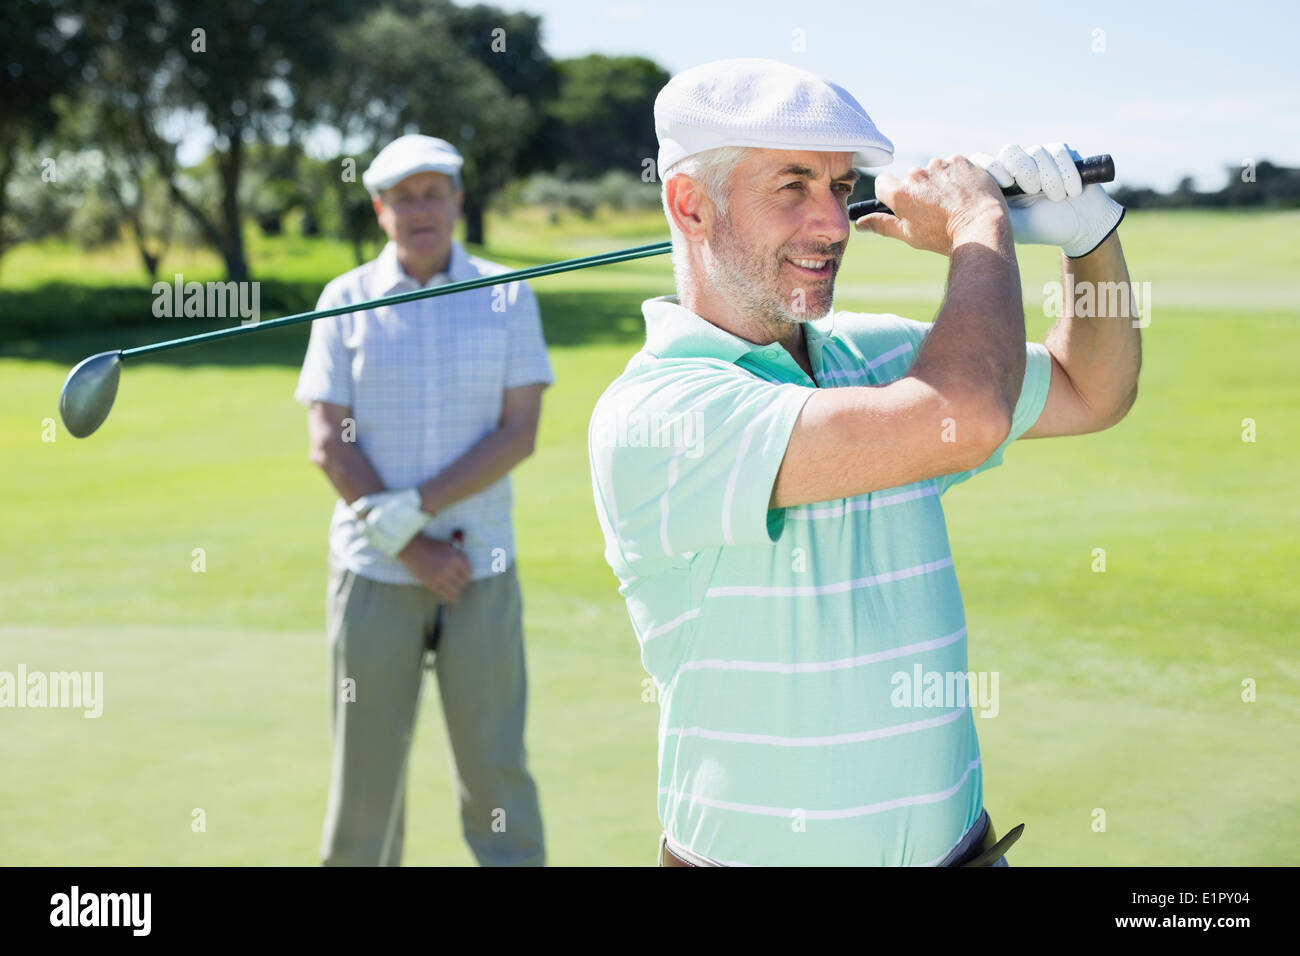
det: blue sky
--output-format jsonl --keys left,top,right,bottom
{"left": 509, "top": 0, "right": 1299, "bottom": 191}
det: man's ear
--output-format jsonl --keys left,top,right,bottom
{"left": 666, "top": 175, "right": 713, "bottom": 241}
{"left": 371, "top": 193, "right": 384, "bottom": 216}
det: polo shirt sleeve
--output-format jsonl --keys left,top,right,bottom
{"left": 294, "top": 281, "right": 353, "bottom": 409}
{"left": 503, "top": 280, "right": 554, "bottom": 390}
{"left": 588, "top": 361, "right": 815, "bottom": 565}
{"left": 846, "top": 312, "right": 1052, "bottom": 495}
{"left": 934, "top": 341, "right": 1052, "bottom": 495}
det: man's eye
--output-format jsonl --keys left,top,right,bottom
{"left": 784, "top": 182, "right": 854, "bottom": 195}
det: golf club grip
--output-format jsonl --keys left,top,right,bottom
{"left": 847, "top": 153, "right": 1114, "bottom": 220}
{"left": 427, "top": 530, "right": 465, "bottom": 657}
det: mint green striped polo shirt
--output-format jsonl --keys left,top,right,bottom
{"left": 587, "top": 294, "right": 1051, "bottom": 866}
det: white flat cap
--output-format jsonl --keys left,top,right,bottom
{"left": 655, "top": 57, "right": 893, "bottom": 176}
{"left": 362, "top": 134, "right": 464, "bottom": 194}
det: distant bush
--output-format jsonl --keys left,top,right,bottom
{"left": 594, "top": 169, "right": 662, "bottom": 211}
{"left": 494, "top": 169, "right": 662, "bottom": 219}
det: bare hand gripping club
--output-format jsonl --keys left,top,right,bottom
{"left": 847, "top": 153, "right": 1115, "bottom": 218}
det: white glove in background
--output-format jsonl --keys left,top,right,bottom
{"left": 349, "top": 487, "right": 433, "bottom": 557}
{"left": 970, "top": 142, "right": 1125, "bottom": 257}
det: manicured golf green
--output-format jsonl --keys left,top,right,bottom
{"left": 1, "top": 208, "right": 1296, "bottom": 864}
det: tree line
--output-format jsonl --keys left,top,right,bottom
{"left": 1, "top": 0, "right": 669, "bottom": 281}
{"left": 1111, "top": 163, "right": 1300, "bottom": 211}
{"left": 3, "top": 1, "right": 1294, "bottom": 284}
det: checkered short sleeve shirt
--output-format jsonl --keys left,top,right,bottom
{"left": 295, "top": 239, "right": 553, "bottom": 583}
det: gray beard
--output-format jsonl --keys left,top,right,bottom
{"left": 704, "top": 210, "right": 834, "bottom": 330}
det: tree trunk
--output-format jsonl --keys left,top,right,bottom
{"left": 0, "top": 141, "right": 15, "bottom": 273}
{"left": 168, "top": 181, "right": 225, "bottom": 257}
{"left": 463, "top": 189, "right": 485, "bottom": 246}
{"left": 218, "top": 134, "right": 249, "bottom": 282}
{"left": 127, "top": 220, "right": 159, "bottom": 282}
{"left": 139, "top": 107, "right": 231, "bottom": 282}
{"left": 104, "top": 167, "right": 161, "bottom": 282}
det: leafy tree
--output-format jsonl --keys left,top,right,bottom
{"left": 304, "top": 0, "right": 553, "bottom": 250}
{"left": 53, "top": 95, "right": 176, "bottom": 280}
{"left": 542, "top": 55, "right": 668, "bottom": 181}
{"left": 0, "top": 0, "right": 93, "bottom": 270}
{"left": 78, "top": 0, "right": 361, "bottom": 280}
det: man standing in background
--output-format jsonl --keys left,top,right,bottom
{"left": 295, "top": 134, "right": 552, "bottom": 866}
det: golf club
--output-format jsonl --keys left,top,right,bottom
{"left": 58, "top": 153, "right": 1114, "bottom": 438}
{"left": 426, "top": 529, "right": 465, "bottom": 671}
{"left": 848, "top": 152, "right": 1115, "bottom": 217}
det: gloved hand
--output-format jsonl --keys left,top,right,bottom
{"left": 969, "top": 143, "right": 1124, "bottom": 258}
{"left": 349, "top": 487, "right": 433, "bottom": 557}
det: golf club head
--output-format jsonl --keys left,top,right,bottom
{"left": 59, "top": 350, "right": 122, "bottom": 439}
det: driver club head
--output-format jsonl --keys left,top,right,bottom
{"left": 59, "top": 350, "right": 122, "bottom": 439}
{"left": 48, "top": 241, "right": 677, "bottom": 444}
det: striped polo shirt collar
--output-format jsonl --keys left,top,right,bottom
{"left": 642, "top": 294, "right": 836, "bottom": 377}
{"left": 373, "top": 239, "right": 471, "bottom": 294}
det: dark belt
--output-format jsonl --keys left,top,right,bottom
{"left": 948, "top": 813, "right": 1024, "bottom": 867}
{"left": 658, "top": 816, "right": 1024, "bottom": 867}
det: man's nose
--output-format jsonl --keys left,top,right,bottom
{"left": 806, "top": 185, "right": 851, "bottom": 245}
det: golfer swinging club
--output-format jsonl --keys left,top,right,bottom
{"left": 587, "top": 57, "right": 1140, "bottom": 866}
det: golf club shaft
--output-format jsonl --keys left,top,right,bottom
{"left": 114, "top": 154, "right": 1112, "bottom": 360}
{"left": 847, "top": 153, "right": 1114, "bottom": 219}
{"left": 120, "top": 242, "right": 673, "bottom": 361}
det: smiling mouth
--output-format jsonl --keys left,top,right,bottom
{"left": 786, "top": 257, "right": 834, "bottom": 276}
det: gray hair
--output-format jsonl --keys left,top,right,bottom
{"left": 660, "top": 146, "right": 753, "bottom": 287}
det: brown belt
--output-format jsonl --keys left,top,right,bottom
{"left": 660, "top": 841, "right": 696, "bottom": 867}
{"left": 658, "top": 817, "right": 1024, "bottom": 867}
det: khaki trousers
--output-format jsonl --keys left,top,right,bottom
{"left": 319, "top": 554, "right": 545, "bottom": 866}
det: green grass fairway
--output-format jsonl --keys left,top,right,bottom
{"left": 2, "top": 208, "right": 1297, "bottom": 864}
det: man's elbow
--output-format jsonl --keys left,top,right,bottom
{"left": 1103, "top": 381, "right": 1139, "bottom": 429}
{"left": 309, "top": 433, "right": 342, "bottom": 471}
{"left": 513, "top": 426, "right": 538, "bottom": 461}
{"left": 967, "top": 412, "right": 1012, "bottom": 469}
{"left": 951, "top": 392, "right": 1013, "bottom": 471}
{"left": 497, "top": 415, "right": 540, "bottom": 463}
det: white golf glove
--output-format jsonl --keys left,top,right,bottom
{"left": 349, "top": 487, "right": 433, "bottom": 557}
{"left": 970, "top": 143, "right": 1125, "bottom": 258}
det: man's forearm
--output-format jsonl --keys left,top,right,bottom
{"left": 313, "top": 417, "right": 535, "bottom": 517}
{"left": 1052, "top": 233, "right": 1142, "bottom": 421}
{"left": 417, "top": 424, "right": 535, "bottom": 516}
{"left": 313, "top": 431, "right": 442, "bottom": 572}
{"left": 313, "top": 432, "right": 386, "bottom": 506}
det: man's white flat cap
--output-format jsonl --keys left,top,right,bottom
{"left": 655, "top": 57, "right": 893, "bottom": 176}
{"left": 362, "top": 134, "right": 464, "bottom": 193}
